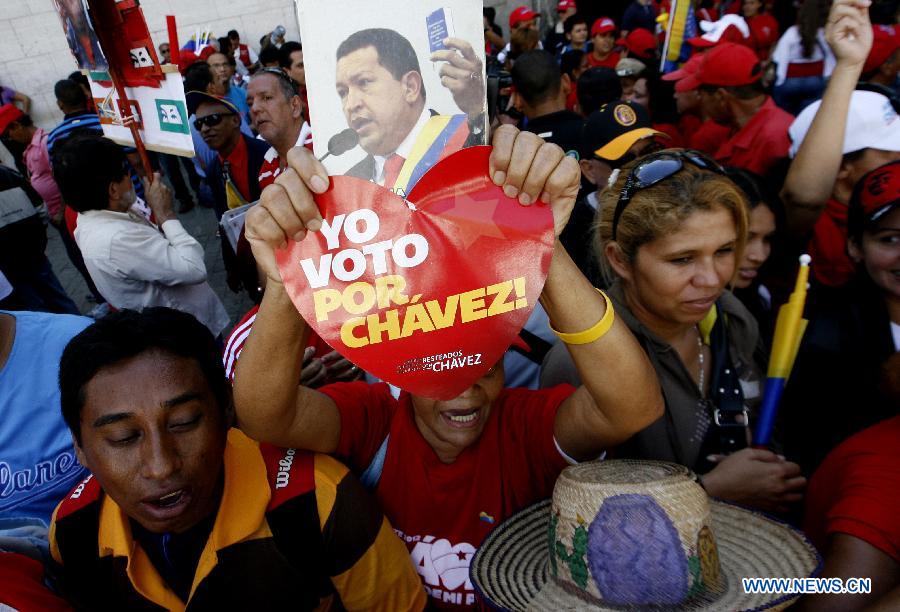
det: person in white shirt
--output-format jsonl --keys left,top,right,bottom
{"left": 770, "top": 0, "right": 836, "bottom": 114}
{"left": 52, "top": 133, "right": 229, "bottom": 337}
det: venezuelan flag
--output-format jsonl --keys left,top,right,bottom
{"left": 661, "top": 0, "right": 697, "bottom": 74}
{"left": 752, "top": 255, "right": 811, "bottom": 447}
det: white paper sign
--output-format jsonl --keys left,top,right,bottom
{"left": 295, "top": 0, "right": 487, "bottom": 189}
{"left": 87, "top": 65, "right": 195, "bottom": 158}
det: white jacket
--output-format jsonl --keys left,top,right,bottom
{"left": 75, "top": 208, "right": 230, "bottom": 336}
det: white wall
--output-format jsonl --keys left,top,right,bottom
{"left": 0, "top": 0, "right": 544, "bottom": 136}
{"left": 0, "top": 0, "right": 300, "bottom": 130}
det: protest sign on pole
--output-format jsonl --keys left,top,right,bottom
{"left": 295, "top": 0, "right": 488, "bottom": 193}
{"left": 87, "top": 66, "right": 194, "bottom": 157}
{"left": 53, "top": 1, "right": 195, "bottom": 163}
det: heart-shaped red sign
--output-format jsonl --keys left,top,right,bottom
{"left": 276, "top": 146, "right": 554, "bottom": 399}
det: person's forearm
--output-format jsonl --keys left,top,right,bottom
{"left": 157, "top": 220, "right": 207, "bottom": 283}
{"left": 540, "top": 243, "right": 662, "bottom": 440}
{"left": 232, "top": 280, "right": 310, "bottom": 444}
{"left": 781, "top": 61, "right": 862, "bottom": 233}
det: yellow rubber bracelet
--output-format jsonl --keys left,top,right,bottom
{"left": 549, "top": 289, "right": 615, "bottom": 345}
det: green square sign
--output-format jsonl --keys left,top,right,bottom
{"left": 155, "top": 99, "right": 190, "bottom": 134}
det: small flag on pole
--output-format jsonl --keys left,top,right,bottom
{"left": 752, "top": 254, "right": 811, "bottom": 447}
{"left": 660, "top": 0, "right": 697, "bottom": 74}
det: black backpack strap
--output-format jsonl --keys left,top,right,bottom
{"left": 707, "top": 306, "right": 748, "bottom": 456}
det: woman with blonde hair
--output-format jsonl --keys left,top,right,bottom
{"left": 542, "top": 149, "right": 807, "bottom": 513}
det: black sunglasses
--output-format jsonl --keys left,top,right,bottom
{"left": 193, "top": 112, "right": 235, "bottom": 130}
{"left": 611, "top": 150, "right": 725, "bottom": 240}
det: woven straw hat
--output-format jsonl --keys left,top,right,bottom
{"left": 471, "top": 460, "right": 820, "bottom": 611}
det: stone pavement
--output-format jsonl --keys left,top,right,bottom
{"left": 45, "top": 203, "right": 255, "bottom": 330}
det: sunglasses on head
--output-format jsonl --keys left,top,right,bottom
{"left": 193, "top": 112, "right": 235, "bottom": 130}
{"left": 611, "top": 150, "right": 725, "bottom": 240}
{"left": 257, "top": 67, "right": 300, "bottom": 96}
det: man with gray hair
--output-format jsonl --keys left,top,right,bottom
{"left": 247, "top": 68, "right": 312, "bottom": 189}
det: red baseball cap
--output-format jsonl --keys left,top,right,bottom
{"left": 557, "top": 0, "right": 576, "bottom": 12}
{"left": 591, "top": 17, "right": 616, "bottom": 37}
{"left": 0, "top": 104, "right": 24, "bottom": 136}
{"left": 693, "top": 42, "right": 761, "bottom": 88}
{"left": 509, "top": 6, "right": 539, "bottom": 29}
{"left": 662, "top": 53, "right": 703, "bottom": 81}
{"left": 864, "top": 25, "right": 900, "bottom": 74}
{"left": 616, "top": 28, "right": 657, "bottom": 60}
{"left": 849, "top": 160, "right": 900, "bottom": 237}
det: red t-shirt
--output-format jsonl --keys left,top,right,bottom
{"left": 689, "top": 119, "right": 732, "bottom": 156}
{"left": 586, "top": 50, "right": 621, "bottom": 69}
{"left": 220, "top": 134, "right": 251, "bottom": 202}
{"left": 566, "top": 81, "right": 579, "bottom": 112}
{"left": 319, "top": 381, "right": 576, "bottom": 609}
{"left": 653, "top": 122, "right": 685, "bottom": 148}
{"left": 678, "top": 114, "right": 703, "bottom": 140}
{"left": 714, "top": 96, "right": 793, "bottom": 177}
{"left": 803, "top": 416, "right": 900, "bottom": 564}
{"left": 808, "top": 198, "right": 857, "bottom": 288}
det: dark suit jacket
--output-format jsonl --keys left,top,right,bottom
{"left": 208, "top": 134, "right": 271, "bottom": 220}
{"left": 345, "top": 111, "right": 483, "bottom": 183}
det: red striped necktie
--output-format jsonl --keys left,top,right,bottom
{"left": 382, "top": 153, "right": 405, "bottom": 189}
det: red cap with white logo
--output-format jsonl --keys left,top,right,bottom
{"left": 591, "top": 17, "right": 616, "bottom": 37}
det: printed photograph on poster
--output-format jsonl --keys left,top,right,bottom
{"left": 295, "top": 0, "right": 487, "bottom": 194}
{"left": 88, "top": 65, "right": 195, "bottom": 158}
{"left": 52, "top": 0, "right": 108, "bottom": 71}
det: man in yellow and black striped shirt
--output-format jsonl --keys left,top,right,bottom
{"left": 48, "top": 307, "right": 425, "bottom": 611}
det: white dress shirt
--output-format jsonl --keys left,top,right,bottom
{"left": 75, "top": 208, "right": 230, "bottom": 336}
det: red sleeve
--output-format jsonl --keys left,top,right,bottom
{"left": 498, "top": 384, "right": 578, "bottom": 494}
{"left": 318, "top": 382, "right": 397, "bottom": 473}
{"left": 65, "top": 206, "right": 78, "bottom": 238}
{"left": 0, "top": 553, "right": 72, "bottom": 611}
{"left": 822, "top": 456, "right": 900, "bottom": 563}
{"left": 221, "top": 306, "right": 259, "bottom": 383}
{"left": 804, "top": 418, "right": 900, "bottom": 564}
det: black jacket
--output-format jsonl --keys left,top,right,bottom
{"left": 781, "top": 277, "right": 897, "bottom": 476}
{"left": 207, "top": 134, "right": 270, "bottom": 220}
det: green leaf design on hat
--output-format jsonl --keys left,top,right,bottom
{"left": 555, "top": 523, "right": 589, "bottom": 589}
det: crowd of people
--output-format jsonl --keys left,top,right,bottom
{"left": 0, "top": 0, "right": 898, "bottom": 609}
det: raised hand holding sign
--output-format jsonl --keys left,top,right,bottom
{"left": 246, "top": 127, "right": 579, "bottom": 399}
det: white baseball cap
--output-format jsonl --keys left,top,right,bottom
{"left": 789, "top": 90, "right": 900, "bottom": 158}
